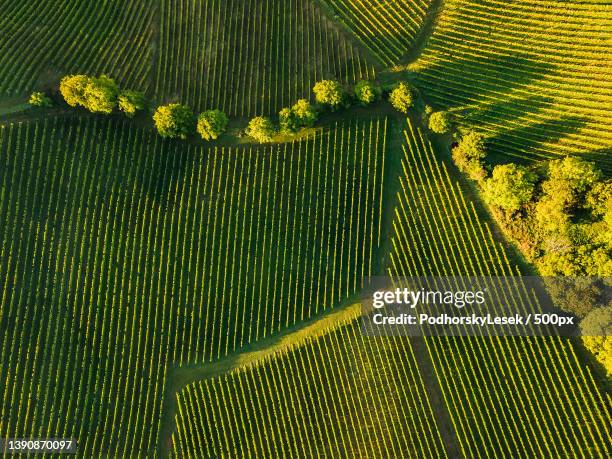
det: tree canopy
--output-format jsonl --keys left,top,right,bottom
{"left": 60, "top": 74, "right": 119, "bottom": 114}
{"left": 388, "top": 82, "right": 414, "bottom": 113}
{"left": 428, "top": 111, "right": 453, "bottom": 134}
{"left": 153, "top": 104, "right": 196, "bottom": 139}
{"left": 451, "top": 131, "right": 486, "bottom": 182}
{"left": 291, "top": 99, "right": 317, "bottom": 127}
{"left": 482, "top": 164, "right": 536, "bottom": 212}
{"left": 197, "top": 109, "right": 229, "bottom": 140}
{"left": 354, "top": 80, "right": 380, "bottom": 106}
{"left": 29, "top": 91, "right": 52, "bottom": 108}
{"left": 313, "top": 79, "right": 345, "bottom": 110}
{"left": 246, "top": 116, "right": 276, "bottom": 143}
{"left": 118, "top": 90, "right": 147, "bottom": 118}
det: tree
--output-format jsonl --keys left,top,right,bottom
{"left": 118, "top": 90, "right": 147, "bottom": 118}
{"left": 354, "top": 80, "right": 380, "bottom": 106}
{"left": 291, "top": 99, "right": 317, "bottom": 127}
{"left": 428, "top": 111, "right": 453, "bottom": 134}
{"left": 279, "top": 108, "right": 299, "bottom": 134}
{"left": 542, "top": 156, "right": 602, "bottom": 211}
{"left": 482, "top": 164, "right": 536, "bottom": 212}
{"left": 580, "top": 305, "right": 612, "bottom": 378}
{"left": 313, "top": 79, "right": 345, "bottom": 110}
{"left": 246, "top": 116, "right": 276, "bottom": 143}
{"left": 451, "top": 131, "right": 486, "bottom": 182}
{"left": 197, "top": 109, "right": 229, "bottom": 140}
{"left": 388, "top": 82, "right": 414, "bottom": 113}
{"left": 586, "top": 180, "right": 611, "bottom": 218}
{"left": 28, "top": 91, "right": 52, "bottom": 108}
{"left": 60, "top": 74, "right": 90, "bottom": 107}
{"left": 153, "top": 104, "right": 195, "bottom": 139}
{"left": 83, "top": 75, "right": 118, "bottom": 114}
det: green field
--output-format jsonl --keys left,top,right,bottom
{"left": 0, "top": 0, "right": 610, "bottom": 457}
{"left": 0, "top": 117, "right": 386, "bottom": 455}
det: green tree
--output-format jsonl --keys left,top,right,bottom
{"left": 542, "top": 156, "right": 602, "bottom": 211}
{"left": 118, "top": 90, "right": 147, "bottom": 118}
{"left": 197, "top": 109, "right": 229, "bottom": 140}
{"left": 587, "top": 180, "right": 611, "bottom": 218}
{"left": 83, "top": 75, "right": 118, "bottom": 114}
{"left": 279, "top": 108, "right": 299, "bottom": 134}
{"left": 388, "top": 82, "right": 414, "bottom": 113}
{"left": 313, "top": 79, "right": 345, "bottom": 110}
{"left": 291, "top": 99, "right": 317, "bottom": 127}
{"left": 153, "top": 104, "right": 195, "bottom": 139}
{"left": 28, "top": 91, "right": 52, "bottom": 108}
{"left": 354, "top": 80, "right": 380, "bottom": 106}
{"left": 451, "top": 131, "right": 486, "bottom": 182}
{"left": 246, "top": 116, "right": 276, "bottom": 143}
{"left": 580, "top": 305, "right": 612, "bottom": 378}
{"left": 428, "top": 111, "right": 453, "bottom": 134}
{"left": 482, "top": 164, "right": 536, "bottom": 212}
{"left": 60, "top": 74, "right": 90, "bottom": 107}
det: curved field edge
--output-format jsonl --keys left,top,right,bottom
{"left": 158, "top": 301, "right": 363, "bottom": 455}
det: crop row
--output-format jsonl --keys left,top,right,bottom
{"left": 321, "top": 0, "right": 431, "bottom": 65}
{"left": 0, "top": 0, "right": 154, "bottom": 95}
{"left": 0, "top": 116, "right": 386, "bottom": 455}
{"left": 388, "top": 119, "right": 611, "bottom": 456}
{"left": 171, "top": 319, "right": 445, "bottom": 457}
{"left": 411, "top": 0, "right": 612, "bottom": 173}
{"left": 155, "top": 0, "right": 375, "bottom": 116}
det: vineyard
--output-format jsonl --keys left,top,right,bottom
{"left": 0, "top": 116, "right": 386, "bottom": 455}
{"left": 410, "top": 0, "right": 612, "bottom": 172}
{"left": 154, "top": 0, "right": 376, "bottom": 116}
{"left": 389, "top": 120, "right": 611, "bottom": 456}
{"left": 171, "top": 316, "right": 446, "bottom": 457}
{"left": 0, "top": 0, "right": 154, "bottom": 95}
{"left": 321, "top": 0, "right": 433, "bottom": 66}
{"left": 0, "top": 0, "right": 611, "bottom": 457}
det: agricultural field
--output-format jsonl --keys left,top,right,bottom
{"left": 0, "top": 0, "right": 611, "bottom": 457}
{"left": 0, "top": 117, "right": 386, "bottom": 455}
{"left": 0, "top": 0, "right": 155, "bottom": 95}
{"left": 320, "top": 0, "right": 434, "bottom": 66}
{"left": 408, "top": 0, "right": 612, "bottom": 171}
{"left": 155, "top": 0, "right": 376, "bottom": 116}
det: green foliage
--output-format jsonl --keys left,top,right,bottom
{"left": 153, "top": 104, "right": 196, "bottom": 139}
{"left": 246, "top": 116, "right": 276, "bottom": 143}
{"left": 28, "top": 91, "right": 52, "bottom": 108}
{"left": 580, "top": 305, "right": 612, "bottom": 378}
{"left": 59, "top": 74, "right": 118, "bottom": 114}
{"left": 291, "top": 99, "right": 317, "bottom": 127}
{"left": 587, "top": 180, "right": 612, "bottom": 218}
{"left": 354, "top": 80, "right": 380, "bottom": 106}
{"left": 482, "top": 164, "right": 536, "bottom": 212}
{"left": 279, "top": 108, "right": 299, "bottom": 134}
{"left": 388, "top": 82, "right": 414, "bottom": 113}
{"left": 60, "top": 74, "right": 90, "bottom": 107}
{"left": 451, "top": 131, "right": 486, "bottom": 182}
{"left": 83, "top": 75, "right": 119, "bottom": 114}
{"left": 541, "top": 156, "right": 602, "bottom": 212}
{"left": 313, "top": 79, "right": 345, "bottom": 110}
{"left": 428, "top": 111, "right": 453, "bottom": 134}
{"left": 118, "top": 90, "right": 147, "bottom": 118}
{"left": 197, "top": 109, "right": 229, "bottom": 140}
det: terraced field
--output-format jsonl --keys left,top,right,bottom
{"left": 410, "top": 0, "right": 612, "bottom": 171}
{"left": 0, "top": 117, "right": 386, "bottom": 455}
{"left": 321, "top": 0, "right": 433, "bottom": 66}
{"left": 389, "top": 120, "right": 611, "bottom": 456}
{"left": 0, "top": 0, "right": 155, "bottom": 95}
{"left": 155, "top": 0, "right": 376, "bottom": 116}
